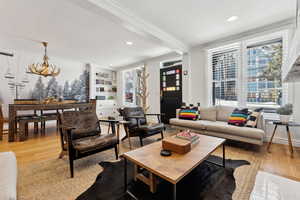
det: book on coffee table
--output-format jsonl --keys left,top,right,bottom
{"left": 176, "top": 130, "right": 200, "bottom": 143}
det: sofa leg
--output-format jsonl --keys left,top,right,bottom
{"left": 69, "top": 157, "right": 74, "bottom": 178}
{"left": 139, "top": 137, "right": 144, "bottom": 146}
{"left": 114, "top": 146, "right": 119, "bottom": 160}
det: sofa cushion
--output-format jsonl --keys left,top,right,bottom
{"left": 204, "top": 121, "right": 264, "bottom": 140}
{"left": 170, "top": 118, "right": 206, "bottom": 130}
{"left": 199, "top": 107, "right": 217, "bottom": 121}
{"left": 0, "top": 152, "right": 17, "bottom": 200}
{"left": 216, "top": 106, "right": 235, "bottom": 122}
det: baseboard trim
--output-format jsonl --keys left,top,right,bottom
{"left": 264, "top": 136, "right": 300, "bottom": 147}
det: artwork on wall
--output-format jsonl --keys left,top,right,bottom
{"left": 31, "top": 68, "right": 89, "bottom": 102}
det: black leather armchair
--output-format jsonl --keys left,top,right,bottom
{"left": 122, "top": 107, "right": 164, "bottom": 146}
{"left": 58, "top": 111, "right": 119, "bottom": 178}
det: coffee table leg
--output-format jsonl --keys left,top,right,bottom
{"left": 124, "top": 158, "right": 127, "bottom": 192}
{"left": 173, "top": 184, "right": 177, "bottom": 200}
{"left": 223, "top": 143, "right": 226, "bottom": 168}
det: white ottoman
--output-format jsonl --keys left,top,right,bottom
{"left": 0, "top": 152, "right": 17, "bottom": 200}
{"left": 250, "top": 171, "right": 300, "bottom": 200}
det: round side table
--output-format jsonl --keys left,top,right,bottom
{"left": 267, "top": 121, "right": 300, "bottom": 157}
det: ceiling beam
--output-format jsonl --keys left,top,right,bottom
{"left": 72, "top": 0, "right": 189, "bottom": 54}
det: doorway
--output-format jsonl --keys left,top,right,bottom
{"left": 160, "top": 65, "right": 182, "bottom": 124}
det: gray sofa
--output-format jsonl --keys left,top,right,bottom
{"left": 170, "top": 106, "right": 265, "bottom": 145}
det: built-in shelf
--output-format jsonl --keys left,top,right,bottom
{"left": 88, "top": 64, "right": 118, "bottom": 118}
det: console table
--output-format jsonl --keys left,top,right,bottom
{"left": 8, "top": 103, "right": 95, "bottom": 142}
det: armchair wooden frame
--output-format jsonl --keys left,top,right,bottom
{"left": 59, "top": 116, "right": 119, "bottom": 178}
{"left": 123, "top": 112, "right": 164, "bottom": 147}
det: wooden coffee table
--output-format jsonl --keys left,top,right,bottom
{"left": 123, "top": 134, "right": 226, "bottom": 200}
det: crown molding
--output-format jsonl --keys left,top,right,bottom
{"left": 78, "top": 0, "right": 189, "bottom": 54}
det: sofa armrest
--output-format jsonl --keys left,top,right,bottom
{"left": 256, "top": 113, "right": 265, "bottom": 131}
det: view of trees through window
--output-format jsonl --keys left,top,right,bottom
{"left": 247, "top": 40, "right": 282, "bottom": 106}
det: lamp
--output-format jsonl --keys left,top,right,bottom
{"left": 27, "top": 42, "right": 60, "bottom": 77}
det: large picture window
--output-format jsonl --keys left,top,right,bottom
{"left": 208, "top": 33, "right": 285, "bottom": 108}
{"left": 246, "top": 40, "right": 282, "bottom": 106}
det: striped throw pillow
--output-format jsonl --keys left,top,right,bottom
{"left": 178, "top": 109, "right": 199, "bottom": 120}
{"left": 228, "top": 108, "right": 248, "bottom": 126}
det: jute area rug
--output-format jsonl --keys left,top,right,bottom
{"left": 18, "top": 134, "right": 261, "bottom": 200}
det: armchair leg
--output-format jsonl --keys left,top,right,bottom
{"left": 69, "top": 157, "right": 74, "bottom": 178}
{"left": 139, "top": 137, "right": 144, "bottom": 146}
{"left": 161, "top": 131, "right": 164, "bottom": 139}
{"left": 114, "top": 146, "right": 119, "bottom": 160}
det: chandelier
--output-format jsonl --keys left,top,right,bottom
{"left": 27, "top": 42, "right": 60, "bottom": 77}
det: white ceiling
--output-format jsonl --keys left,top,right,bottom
{"left": 0, "top": 0, "right": 171, "bottom": 68}
{"left": 0, "top": 0, "right": 296, "bottom": 68}
{"left": 114, "top": 0, "right": 296, "bottom": 46}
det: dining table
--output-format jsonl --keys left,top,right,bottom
{"left": 8, "top": 102, "right": 95, "bottom": 142}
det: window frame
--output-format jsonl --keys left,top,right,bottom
{"left": 207, "top": 30, "right": 289, "bottom": 109}
{"left": 122, "top": 66, "right": 143, "bottom": 106}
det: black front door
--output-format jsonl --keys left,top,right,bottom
{"left": 160, "top": 65, "right": 182, "bottom": 124}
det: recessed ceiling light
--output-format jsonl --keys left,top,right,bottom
{"left": 126, "top": 41, "right": 133, "bottom": 45}
{"left": 227, "top": 16, "right": 238, "bottom": 22}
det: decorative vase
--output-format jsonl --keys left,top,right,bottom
{"left": 279, "top": 115, "right": 290, "bottom": 124}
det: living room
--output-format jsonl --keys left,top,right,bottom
{"left": 1, "top": 0, "right": 300, "bottom": 199}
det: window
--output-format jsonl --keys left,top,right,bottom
{"left": 123, "top": 67, "right": 142, "bottom": 105}
{"left": 211, "top": 46, "right": 239, "bottom": 106}
{"left": 208, "top": 32, "right": 285, "bottom": 108}
{"left": 246, "top": 40, "right": 282, "bottom": 106}
{"left": 124, "top": 70, "right": 135, "bottom": 104}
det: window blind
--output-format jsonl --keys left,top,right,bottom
{"left": 210, "top": 46, "right": 239, "bottom": 106}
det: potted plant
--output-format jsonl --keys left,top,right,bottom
{"left": 276, "top": 104, "right": 293, "bottom": 123}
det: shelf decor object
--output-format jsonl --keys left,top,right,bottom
{"left": 27, "top": 42, "right": 60, "bottom": 77}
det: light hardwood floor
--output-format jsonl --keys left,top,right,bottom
{"left": 1, "top": 125, "right": 300, "bottom": 182}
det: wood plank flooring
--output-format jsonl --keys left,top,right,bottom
{"left": 1, "top": 125, "right": 300, "bottom": 182}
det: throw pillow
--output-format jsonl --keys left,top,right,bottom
{"left": 228, "top": 108, "right": 249, "bottom": 126}
{"left": 178, "top": 109, "right": 199, "bottom": 120}
{"left": 246, "top": 108, "right": 263, "bottom": 128}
